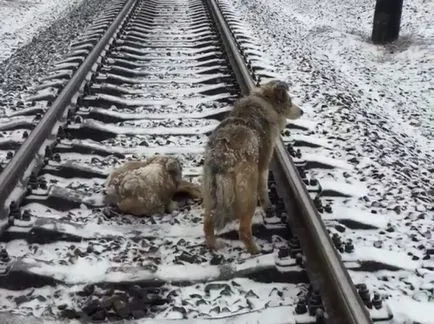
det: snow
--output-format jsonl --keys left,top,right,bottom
{"left": 156, "top": 278, "right": 305, "bottom": 322}
{"left": 318, "top": 179, "right": 369, "bottom": 197}
{"left": 0, "top": 0, "right": 84, "bottom": 62}
{"left": 301, "top": 153, "right": 354, "bottom": 170}
{"left": 61, "top": 140, "right": 207, "bottom": 156}
{"left": 151, "top": 306, "right": 301, "bottom": 323}
{"left": 4, "top": 205, "right": 306, "bottom": 317}
{"left": 285, "top": 118, "right": 316, "bottom": 131}
{"left": 0, "top": 287, "right": 306, "bottom": 323}
{"left": 288, "top": 134, "right": 334, "bottom": 150}
{"left": 388, "top": 296, "right": 434, "bottom": 324}
{"left": 321, "top": 204, "right": 390, "bottom": 229}
{"left": 82, "top": 92, "right": 233, "bottom": 110}
{"left": 13, "top": 203, "right": 270, "bottom": 241}
{"left": 349, "top": 270, "right": 434, "bottom": 324}
{"left": 344, "top": 246, "right": 421, "bottom": 271}
{"left": 71, "top": 118, "right": 218, "bottom": 135}
{"left": 83, "top": 105, "right": 232, "bottom": 120}
{"left": 28, "top": 257, "right": 112, "bottom": 284}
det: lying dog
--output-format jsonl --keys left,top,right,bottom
{"left": 202, "top": 80, "right": 303, "bottom": 254}
{"left": 105, "top": 155, "right": 201, "bottom": 216}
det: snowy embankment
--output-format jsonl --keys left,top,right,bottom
{"left": 0, "top": 0, "right": 84, "bottom": 63}
{"left": 0, "top": 0, "right": 106, "bottom": 117}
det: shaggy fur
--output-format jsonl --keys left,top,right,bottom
{"left": 105, "top": 155, "right": 201, "bottom": 216}
{"left": 202, "top": 80, "right": 303, "bottom": 254}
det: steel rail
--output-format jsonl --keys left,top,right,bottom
{"left": 0, "top": 0, "right": 138, "bottom": 227}
{"left": 205, "top": 0, "right": 373, "bottom": 323}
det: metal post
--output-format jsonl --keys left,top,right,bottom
{"left": 371, "top": 0, "right": 404, "bottom": 44}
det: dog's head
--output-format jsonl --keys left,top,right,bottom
{"left": 146, "top": 154, "right": 183, "bottom": 186}
{"left": 165, "top": 156, "right": 183, "bottom": 186}
{"left": 257, "top": 80, "right": 303, "bottom": 120}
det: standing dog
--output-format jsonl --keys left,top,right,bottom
{"left": 202, "top": 80, "right": 303, "bottom": 254}
{"left": 105, "top": 155, "right": 201, "bottom": 216}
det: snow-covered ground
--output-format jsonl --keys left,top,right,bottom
{"left": 0, "top": 0, "right": 106, "bottom": 117}
{"left": 220, "top": 0, "right": 433, "bottom": 322}
{"left": 0, "top": 0, "right": 84, "bottom": 62}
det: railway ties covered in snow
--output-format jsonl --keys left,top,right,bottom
{"left": 0, "top": 0, "right": 399, "bottom": 323}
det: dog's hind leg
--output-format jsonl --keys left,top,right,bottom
{"left": 236, "top": 168, "right": 260, "bottom": 254}
{"left": 238, "top": 197, "right": 259, "bottom": 254}
{"left": 203, "top": 208, "right": 219, "bottom": 249}
{"left": 258, "top": 168, "right": 271, "bottom": 207}
{"left": 258, "top": 168, "right": 275, "bottom": 215}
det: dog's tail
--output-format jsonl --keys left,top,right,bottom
{"left": 205, "top": 166, "right": 236, "bottom": 231}
{"left": 213, "top": 173, "right": 236, "bottom": 230}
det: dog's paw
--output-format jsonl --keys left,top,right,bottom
{"left": 246, "top": 243, "right": 261, "bottom": 255}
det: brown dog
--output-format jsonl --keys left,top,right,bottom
{"left": 105, "top": 155, "right": 201, "bottom": 216}
{"left": 202, "top": 80, "right": 303, "bottom": 254}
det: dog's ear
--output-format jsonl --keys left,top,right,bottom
{"left": 145, "top": 155, "right": 160, "bottom": 165}
{"left": 272, "top": 81, "right": 290, "bottom": 104}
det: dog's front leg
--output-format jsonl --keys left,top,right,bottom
{"left": 258, "top": 168, "right": 274, "bottom": 215}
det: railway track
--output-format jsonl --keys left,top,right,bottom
{"left": 0, "top": 0, "right": 397, "bottom": 323}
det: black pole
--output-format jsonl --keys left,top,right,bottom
{"left": 371, "top": 0, "right": 404, "bottom": 44}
